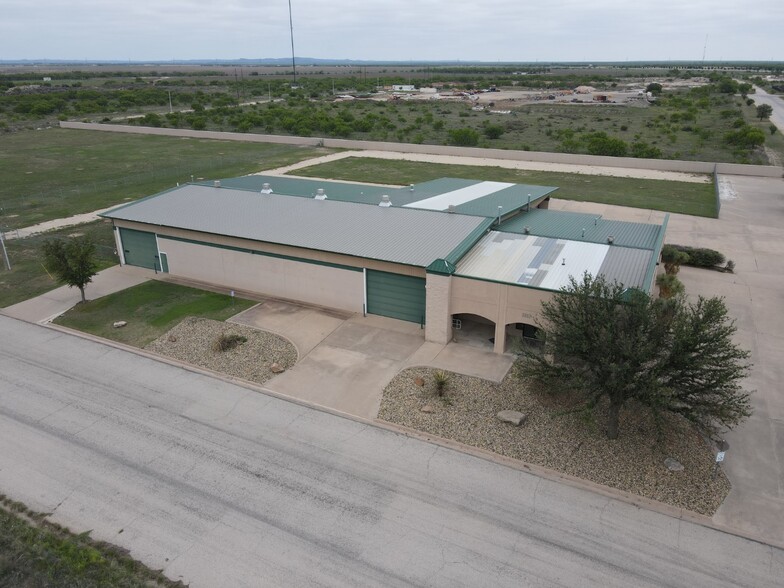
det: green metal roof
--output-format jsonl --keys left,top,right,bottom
{"left": 212, "top": 176, "right": 557, "bottom": 219}
{"left": 499, "top": 209, "right": 663, "bottom": 250}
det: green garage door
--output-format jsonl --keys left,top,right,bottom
{"left": 119, "top": 228, "right": 159, "bottom": 270}
{"left": 366, "top": 270, "right": 426, "bottom": 324}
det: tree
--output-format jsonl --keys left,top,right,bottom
{"left": 656, "top": 273, "right": 685, "bottom": 299}
{"left": 522, "top": 274, "right": 752, "bottom": 440}
{"left": 725, "top": 125, "right": 765, "bottom": 149}
{"left": 660, "top": 244, "right": 689, "bottom": 275}
{"left": 756, "top": 104, "right": 773, "bottom": 120}
{"left": 645, "top": 83, "right": 663, "bottom": 96}
{"left": 41, "top": 236, "right": 98, "bottom": 303}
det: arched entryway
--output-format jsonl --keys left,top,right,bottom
{"left": 451, "top": 313, "right": 496, "bottom": 351}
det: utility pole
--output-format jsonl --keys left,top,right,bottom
{"left": 288, "top": 0, "right": 297, "bottom": 86}
{"left": 0, "top": 230, "right": 11, "bottom": 270}
{"left": 168, "top": 91, "right": 173, "bottom": 113}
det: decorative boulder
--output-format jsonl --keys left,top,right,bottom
{"left": 414, "top": 376, "right": 425, "bottom": 387}
{"left": 112, "top": 321, "right": 127, "bottom": 328}
{"left": 497, "top": 410, "right": 527, "bottom": 426}
{"left": 420, "top": 404, "right": 434, "bottom": 413}
{"left": 664, "top": 457, "right": 684, "bottom": 472}
{"left": 269, "top": 363, "right": 285, "bottom": 374}
{"left": 168, "top": 335, "right": 178, "bottom": 343}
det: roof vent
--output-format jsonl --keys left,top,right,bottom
{"left": 213, "top": 180, "right": 221, "bottom": 188}
{"left": 523, "top": 226, "right": 531, "bottom": 234}
{"left": 314, "top": 188, "right": 328, "bottom": 200}
{"left": 409, "top": 183, "right": 415, "bottom": 192}
{"left": 379, "top": 195, "right": 392, "bottom": 207}
{"left": 260, "top": 182, "right": 273, "bottom": 194}
{"left": 582, "top": 228, "right": 586, "bottom": 238}
{"left": 607, "top": 235, "right": 615, "bottom": 244}
{"left": 447, "top": 204, "right": 456, "bottom": 213}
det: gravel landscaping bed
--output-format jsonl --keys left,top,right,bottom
{"left": 145, "top": 317, "right": 297, "bottom": 386}
{"left": 379, "top": 366, "right": 730, "bottom": 515}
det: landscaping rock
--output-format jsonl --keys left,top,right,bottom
{"left": 497, "top": 410, "right": 527, "bottom": 426}
{"left": 664, "top": 457, "right": 684, "bottom": 472}
{"left": 420, "top": 404, "right": 434, "bottom": 413}
{"left": 414, "top": 376, "right": 425, "bottom": 387}
{"left": 112, "top": 321, "right": 127, "bottom": 328}
{"left": 168, "top": 335, "right": 178, "bottom": 343}
{"left": 269, "top": 362, "right": 285, "bottom": 374}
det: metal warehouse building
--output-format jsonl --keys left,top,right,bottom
{"left": 101, "top": 175, "right": 667, "bottom": 354}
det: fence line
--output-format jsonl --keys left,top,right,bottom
{"left": 61, "top": 121, "right": 784, "bottom": 179}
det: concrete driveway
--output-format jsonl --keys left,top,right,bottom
{"left": 231, "top": 301, "right": 513, "bottom": 419}
{"left": 553, "top": 173, "right": 784, "bottom": 547}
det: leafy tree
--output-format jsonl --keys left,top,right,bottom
{"left": 522, "top": 274, "right": 752, "bottom": 440}
{"left": 583, "top": 132, "right": 628, "bottom": 157}
{"left": 756, "top": 104, "right": 773, "bottom": 120}
{"left": 448, "top": 128, "right": 480, "bottom": 146}
{"left": 725, "top": 125, "right": 765, "bottom": 149}
{"left": 41, "top": 236, "right": 98, "bottom": 303}
{"left": 645, "top": 82, "right": 663, "bottom": 96}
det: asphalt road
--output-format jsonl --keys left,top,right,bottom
{"left": 752, "top": 86, "right": 784, "bottom": 134}
{"left": 1, "top": 315, "right": 782, "bottom": 587}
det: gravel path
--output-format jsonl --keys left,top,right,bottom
{"left": 379, "top": 366, "right": 730, "bottom": 515}
{"left": 145, "top": 317, "right": 297, "bottom": 386}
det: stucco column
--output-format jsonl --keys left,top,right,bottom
{"left": 425, "top": 273, "right": 452, "bottom": 345}
{"left": 493, "top": 285, "right": 510, "bottom": 354}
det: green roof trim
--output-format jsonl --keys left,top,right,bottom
{"left": 642, "top": 213, "right": 669, "bottom": 293}
{"left": 426, "top": 259, "right": 457, "bottom": 275}
{"left": 443, "top": 217, "right": 496, "bottom": 266}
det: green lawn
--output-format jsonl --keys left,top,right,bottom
{"left": 0, "top": 497, "right": 183, "bottom": 587}
{"left": 291, "top": 157, "right": 718, "bottom": 217}
{"left": 0, "top": 220, "right": 118, "bottom": 308}
{"left": 55, "top": 281, "right": 255, "bottom": 347}
{"left": 0, "top": 128, "right": 331, "bottom": 229}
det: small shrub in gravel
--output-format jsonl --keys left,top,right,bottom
{"left": 213, "top": 333, "right": 248, "bottom": 352}
{"left": 433, "top": 370, "right": 450, "bottom": 397}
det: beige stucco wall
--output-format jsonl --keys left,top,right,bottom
{"left": 450, "top": 276, "right": 554, "bottom": 353}
{"left": 158, "top": 236, "right": 364, "bottom": 312}
{"left": 425, "top": 274, "right": 452, "bottom": 344}
{"left": 115, "top": 220, "right": 425, "bottom": 278}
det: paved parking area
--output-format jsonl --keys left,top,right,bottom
{"left": 231, "top": 301, "right": 514, "bottom": 419}
{"left": 557, "top": 174, "right": 784, "bottom": 546}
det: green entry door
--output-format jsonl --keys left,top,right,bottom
{"left": 366, "top": 270, "right": 426, "bottom": 324}
{"left": 119, "top": 228, "right": 159, "bottom": 270}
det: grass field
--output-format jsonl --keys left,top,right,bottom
{"left": 0, "top": 496, "right": 183, "bottom": 587}
{"left": 55, "top": 280, "right": 255, "bottom": 347}
{"left": 0, "top": 128, "right": 331, "bottom": 229}
{"left": 0, "top": 220, "right": 117, "bottom": 308}
{"left": 291, "top": 157, "right": 718, "bottom": 217}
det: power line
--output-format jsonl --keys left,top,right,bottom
{"left": 288, "top": 0, "right": 297, "bottom": 86}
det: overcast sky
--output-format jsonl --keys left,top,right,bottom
{"left": 1, "top": 0, "right": 781, "bottom": 62}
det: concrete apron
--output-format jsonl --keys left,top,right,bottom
{"left": 230, "top": 300, "right": 514, "bottom": 420}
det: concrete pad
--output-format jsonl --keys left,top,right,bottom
{"left": 229, "top": 300, "right": 348, "bottom": 358}
{"left": 422, "top": 342, "right": 515, "bottom": 383}
{"left": 2, "top": 265, "right": 151, "bottom": 323}
{"left": 321, "top": 321, "right": 424, "bottom": 361}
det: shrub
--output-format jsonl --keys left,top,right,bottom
{"left": 656, "top": 274, "right": 685, "bottom": 299}
{"left": 668, "top": 244, "right": 726, "bottom": 268}
{"left": 448, "top": 128, "right": 480, "bottom": 146}
{"left": 433, "top": 370, "right": 450, "bottom": 397}
{"left": 484, "top": 124, "right": 504, "bottom": 139}
{"left": 213, "top": 333, "right": 247, "bottom": 352}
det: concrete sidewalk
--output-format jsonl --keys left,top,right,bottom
{"left": 2, "top": 265, "right": 151, "bottom": 323}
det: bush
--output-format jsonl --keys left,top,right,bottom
{"left": 668, "top": 244, "right": 726, "bottom": 268}
{"left": 448, "top": 128, "right": 480, "bottom": 146}
{"left": 213, "top": 333, "right": 247, "bottom": 352}
{"left": 484, "top": 124, "right": 504, "bottom": 139}
{"left": 433, "top": 370, "right": 450, "bottom": 397}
